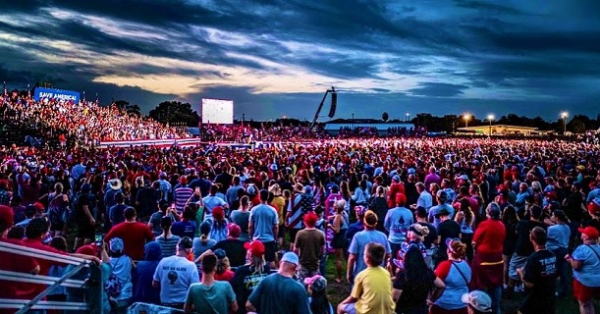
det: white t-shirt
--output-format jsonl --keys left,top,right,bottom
{"left": 153, "top": 255, "right": 199, "bottom": 303}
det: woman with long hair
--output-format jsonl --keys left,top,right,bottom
{"left": 501, "top": 205, "right": 519, "bottom": 286}
{"left": 455, "top": 198, "right": 475, "bottom": 261}
{"left": 193, "top": 222, "right": 216, "bottom": 261}
{"left": 331, "top": 199, "right": 349, "bottom": 283}
{"left": 431, "top": 239, "right": 472, "bottom": 314}
{"left": 231, "top": 240, "right": 270, "bottom": 314}
{"left": 393, "top": 246, "right": 445, "bottom": 314}
{"left": 304, "top": 275, "right": 334, "bottom": 314}
{"left": 213, "top": 249, "right": 235, "bottom": 282}
{"left": 340, "top": 181, "right": 352, "bottom": 213}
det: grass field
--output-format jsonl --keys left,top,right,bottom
{"left": 321, "top": 255, "right": 581, "bottom": 314}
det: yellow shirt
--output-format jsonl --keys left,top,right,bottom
{"left": 271, "top": 196, "right": 286, "bottom": 226}
{"left": 352, "top": 266, "right": 395, "bottom": 314}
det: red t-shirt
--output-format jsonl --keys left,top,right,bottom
{"left": 21, "top": 238, "right": 69, "bottom": 298}
{"left": 0, "top": 238, "right": 39, "bottom": 302}
{"left": 472, "top": 219, "right": 506, "bottom": 254}
{"left": 214, "top": 269, "right": 235, "bottom": 282}
{"left": 105, "top": 221, "right": 155, "bottom": 260}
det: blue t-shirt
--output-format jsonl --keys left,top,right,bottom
{"left": 172, "top": 220, "right": 197, "bottom": 239}
{"left": 249, "top": 204, "right": 278, "bottom": 242}
{"left": 384, "top": 207, "right": 414, "bottom": 244}
{"left": 248, "top": 273, "right": 311, "bottom": 314}
{"left": 572, "top": 244, "right": 600, "bottom": 287}
{"left": 348, "top": 230, "right": 391, "bottom": 277}
{"left": 428, "top": 204, "right": 454, "bottom": 227}
{"left": 547, "top": 224, "right": 570, "bottom": 251}
{"left": 193, "top": 238, "right": 217, "bottom": 261}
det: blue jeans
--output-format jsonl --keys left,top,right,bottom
{"left": 551, "top": 247, "right": 570, "bottom": 296}
{"left": 485, "top": 286, "right": 502, "bottom": 314}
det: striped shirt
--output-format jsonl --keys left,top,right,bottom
{"left": 156, "top": 234, "right": 181, "bottom": 257}
{"left": 174, "top": 187, "right": 193, "bottom": 212}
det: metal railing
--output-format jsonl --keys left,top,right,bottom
{"left": 0, "top": 241, "right": 104, "bottom": 314}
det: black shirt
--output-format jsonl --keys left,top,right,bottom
{"left": 515, "top": 220, "right": 546, "bottom": 256}
{"left": 520, "top": 249, "right": 557, "bottom": 314}
{"left": 565, "top": 192, "right": 585, "bottom": 221}
{"left": 231, "top": 264, "right": 271, "bottom": 314}
{"left": 393, "top": 269, "right": 435, "bottom": 314}
{"left": 437, "top": 220, "right": 461, "bottom": 252}
{"left": 418, "top": 222, "right": 438, "bottom": 249}
{"left": 212, "top": 239, "right": 247, "bottom": 267}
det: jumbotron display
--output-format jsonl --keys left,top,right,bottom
{"left": 201, "top": 98, "right": 234, "bottom": 124}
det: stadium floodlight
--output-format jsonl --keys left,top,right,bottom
{"left": 487, "top": 114, "right": 494, "bottom": 137}
{"left": 561, "top": 112, "right": 568, "bottom": 135}
{"left": 464, "top": 114, "right": 471, "bottom": 127}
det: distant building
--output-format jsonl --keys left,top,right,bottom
{"left": 456, "top": 124, "right": 552, "bottom": 136}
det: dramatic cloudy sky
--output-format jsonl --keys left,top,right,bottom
{"left": 1, "top": 0, "right": 599, "bottom": 121}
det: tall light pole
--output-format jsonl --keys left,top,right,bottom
{"left": 561, "top": 112, "right": 568, "bottom": 135}
{"left": 487, "top": 114, "right": 494, "bottom": 138}
{"left": 405, "top": 112, "right": 410, "bottom": 122}
{"left": 464, "top": 114, "right": 471, "bottom": 128}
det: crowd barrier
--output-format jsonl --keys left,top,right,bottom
{"left": 98, "top": 138, "right": 202, "bottom": 148}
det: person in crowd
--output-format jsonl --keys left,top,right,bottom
{"left": 227, "top": 176, "right": 244, "bottom": 206}
{"left": 156, "top": 215, "right": 181, "bottom": 257}
{"left": 347, "top": 210, "right": 391, "bottom": 284}
{"left": 231, "top": 195, "right": 251, "bottom": 242}
{"left": 516, "top": 227, "right": 557, "bottom": 314}
{"left": 331, "top": 199, "right": 349, "bottom": 283}
{"left": 304, "top": 275, "right": 334, "bottom": 314}
{"left": 184, "top": 252, "right": 238, "bottom": 313}
{"left": 107, "top": 237, "right": 134, "bottom": 309}
{"left": 132, "top": 241, "right": 162, "bottom": 305}
{"left": 412, "top": 182, "right": 433, "bottom": 212}
{"left": 429, "top": 191, "right": 454, "bottom": 227}
{"left": 392, "top": 245, "right": 445, "bottom": 314}
{"left": 104, "top": 179, "right": 123, "bottom": 213}
{"left": 170, "top": 205, "right": 196, "bottom": 238}
{"left": 202, "top": 185, "right": 229, "bottom": 220}
{"left": 231, "top": 240, "right": 270, "bottom": 314}
{"left": 461, "top": 290, "right": 492, "bottom": 314}
{"left": 148, "top": 201, "right": 178, "bottom": 237}
{"left": 455, "top": 199, "right": 475, "bottom": 261}
{"left": 46, "top": 182, "right": 69, "bottom": 237}
{"left": 370, "top": 186, "right": 389, "bottom": 232}
{"left": 193, "top": 222, "right": 216, "bottom": 261}
{"left": 136, "top": 180, "right": 161, "bottom": 219}
{"left": 174, "top": 176, "right": 194, "bottom": 212}
{"left": 65, "top": 244, "right": 112, "bottom": 314}
{"left": 471, "top": 203, "right": 505, "bottom": 314}
{"left": 388, "top": 175, "right": 406, "bottom": 208}
{"left": 435, "top": 208, "right": 461, "bottom": 267}
{"left": 104, "top": 207, "right": 155, "bottom": 261}
{"left": 249, "top": 189, "right": 278, "bottom": 267}
{"left": 211, "top": 248, "right": 235, "bottom": 282}
{"left": 414, "top": 206, "right": 438, "bottom": 253}
{"left": 501, "top": 205, "right": 519, "bottom": 286}
{"left": 566, "top": 226, "right": 600, "bottom": 314}
{"left": 547, "top": 209, "right": 571, "bottom": 298}
{"left": 208, "top": 223, "right": 246, "bottom": 267}
{"left": 208, "top": 206, "right": 229, "bottom": 243}
{"left": 73, "top": 183, "right": 96, "bottom": 250}
{"left": 153, "top": 237, "right": 199, "bottom": 310}
{"left": 246, "top": 252, "right": 311, "bottom": 314}
{"left": 384, "top": 193, "right": 414, "bottom": 257}
{"left": 108, "top": 192, "right": 129, "bottom": 228}
{"left": 338, "top": 243, "right": 395, "bottom": 314}
{"left": 506, "top": 205, "right": 546, "bottom": 298}
{"left": 431, "top": 238, "right": 472, "bottom": 314}
{"left": 294, "top": 211, "right": 326, "bottom": 280}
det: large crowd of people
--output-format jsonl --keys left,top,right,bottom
{"left": 1, "top": 99, "right": 600, "bottom": 314}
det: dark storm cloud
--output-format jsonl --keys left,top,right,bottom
{"left": 0, "top": 0, "right": 598, "bottom": 120}
{"left": 409, "top": 83, "right": 469, "bottom": 97}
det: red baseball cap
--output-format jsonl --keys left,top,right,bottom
{"left": 213, "top": 206, "right": 224, "bottom": 220}
{"left": 244, "top": 240, "right": 265, "bottom": 257}
{"left": 228, "top": 223, "right": 241, "bottom": 238}
{"left": 304, "top": 212, "right": 318, "bottom": 227}
{"left": 0, "top": 205, "right": 14, "bottom": 229}
{"left": 579, "top": 226, "right": 599, "bottom": 239}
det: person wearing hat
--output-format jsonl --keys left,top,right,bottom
{"left": 462, "top": 290, "right": 492, "bottom": 314}
{"left": 108, "top": 237, "right": 134, "bottom": 308}
{"left": 132, "top": 242, "right": 162, "bottom": 305}
{"left": 470, "top": 203, "right": 506, "bottom": 314}
{"left": 66, "top": 242, "right": 112, "bottom": 314}
{"left": 345, "top": 205, "right": 366, "bottom": 245}
{"left": 547, "top": 209, "right": 571, "bottom": 298}
{"left": 566, "top": 226, "right": 600, "bottom": 314}
{"left": 104, "top": 178, "right": 123, "bottom": 212}
{"left": 209, "top": 223, "right": 247, "bottom": 267}
{"left": 347, "top": 210, "right": 391, "bottom": 283}
{"left": 184, "top": 252, "right": 238, "bottom": 314}
{"left": 247, "top": 251, "right": 311, "bottom": 314}
{"left": 231, "top": 240, "right": 270, "bottom": 313}
{"left": 202, "top": 185, "right": 229, "bottom": 221}
{"left": 387, "top": 175, "right": 405, "bottom": 209}
{"left": 428, "top": 190, "right": 454, "bottom": 228}
{"left": 304, "top": 275, "right": 334, "bottom": 314}
{"left": 153, "top": 237, "right": 199, "bottom": 309}
{"left": 294, "top": 211, "right": 326, "bottom": 282}
{"left": 435, "top": 207, "right": 461, "bottom": 267}
{"left": 516, "top": 227, "right": 557, "bottom": 314}
{"left": 384, "top": 192, "right": 414, "bottom": 258}
{"left": 338, "top": 243, "right": 395, "bottom": 314}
